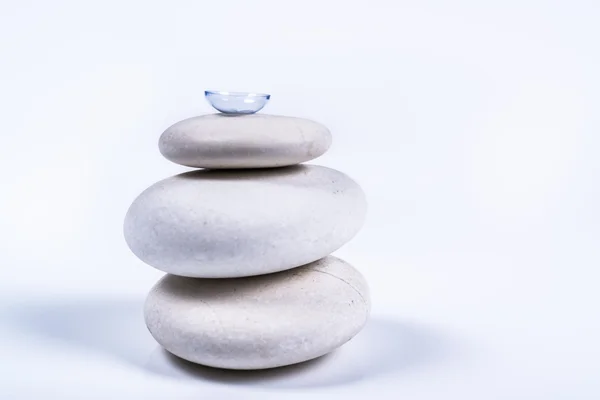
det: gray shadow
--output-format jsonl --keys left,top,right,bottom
{"left": 2, "top": 299, "right": 461, "bottom": 389}
{"left": 145, "top": 317, "right": 460, "bottom": 389}
{"left": 2, "top": 299, "right": 154, "bottom": 367}
{"left": 177, "top": 165, "right": 306, "bottom": 181}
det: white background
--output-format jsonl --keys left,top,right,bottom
{"left": 1, "top": 1, "right": 599, "bottom": 399}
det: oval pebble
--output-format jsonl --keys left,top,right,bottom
{"left": 158, "top": 114, "right": 332, "bottom": 169}
{"left": 123, "top": 165, "right": 366, "bottom": 278}
{"left": 144, "top": 256, "right": 370, "bottom": 370}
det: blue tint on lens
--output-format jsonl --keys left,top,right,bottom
{"left": 205, "top": 91, "right": 271, "bottom": 114}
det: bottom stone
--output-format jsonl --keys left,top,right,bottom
{"left": 144, "top": 256, "right": 370, "bottom": 370}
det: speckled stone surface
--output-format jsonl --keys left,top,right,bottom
{"left": 144, "top": 256, "right": 370, "bottom": 370}
{"left": 123, "top": 165, "right": 366, "bottom": 278}
{"left": 158, "top": 114, "right": 332, "bottom": 169}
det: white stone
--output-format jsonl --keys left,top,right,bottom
{"left": 158, "top": 114, "right": 332, "bottom": 168}
{"left": 123, "top": 165, "right": 366, "bottom": 278}
{"left": 144, "top": 256, "right": 370, "bottom": 370}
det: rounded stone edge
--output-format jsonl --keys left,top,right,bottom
{"left": 157, "top": 114, "right": 333, "bottom": 169}
{"left": 143, "top": 256, "right": 370, "bottom": 370}
{"left": 123, "top": 165, "right": 367, "bottom": 278}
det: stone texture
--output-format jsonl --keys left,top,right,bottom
{"left": 144, "top": 256, "right": 370, "bottom": 370}
{"left": 123, "top": 165, "right": 366, "bottom": 278}
{"left": 158, "top": 114, "right": 332, "bottom": 169}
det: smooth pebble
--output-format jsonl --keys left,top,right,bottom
{"left": 123, "top": 165, "right": 366, "bottom": 278}
{"left": 144, "top": 256, "right": 370, "bottom": 370}
{"left": 159, "top": 114, "right": 332, "bottom": 169}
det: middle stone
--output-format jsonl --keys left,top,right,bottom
{"left": 123, "top": 165, "right": 366, "bottom": 278}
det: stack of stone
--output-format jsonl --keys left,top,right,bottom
{"left": 124, "top": 113, "right": 370, "bottom": 370}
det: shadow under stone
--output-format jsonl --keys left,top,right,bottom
{"left": 3, "top": 298, "right": 462, "bottom": 389}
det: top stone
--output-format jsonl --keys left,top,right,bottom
{"left": 159, "top": 114, "right": 332, "bottom": 169}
